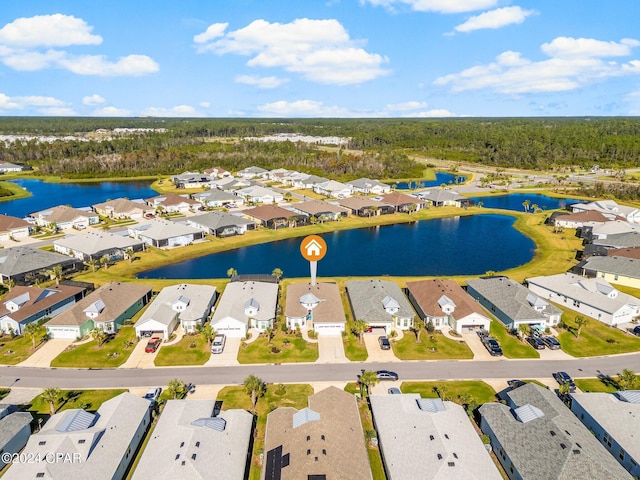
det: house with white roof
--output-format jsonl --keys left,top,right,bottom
{"left": 191, "top": 189, "right": 244, "bottom": 208}
{"left": 312, "top": 180, "right": 353, "bottom": 198}
{"left": 235, "top": 185, "right": 284, "bottom": 204}
{"left": 571, "top": 390, "right": 640, "bottom": 478}
{"left": 236, "top": 166, "right": 269, "bottom": 179}
{"left": 526, "top": 273, "right": 640, "bottom": 326}
{"left": 211, "top": 281, "right": 278, "bottom": 338}
{"left": 54, "top": 231, "right": 144, "bottom": 261}
{"left": 370, "top": 394, "right": 501, "bottom": 480}
{"left": 287, "top": 173, "right": 329, "bottom": 189}
{"left": 2, "top": 393, "right": 150, "bottom": 480}
{"left": 346, "top": 279, "right": 415, "bottom": 333}
{"left": 571, "top": 200, "right": 640, "bottom": 224}
{"left": 131, "top": 400, "right": 252, "bottom": 480}
{"left": 145, "top": 194, "right": 202, "bottom": 214}
{"left": 128, "top": 219, "right": 204, "bottom": 248}
{"left": 346, "top": 178, "right": 391, "bottom": 195}
{"left": 134, "top": 284, "right": 217, "bottom": 339}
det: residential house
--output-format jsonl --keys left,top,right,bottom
{"left": 54, "top": 231, "right": 144, "bottom": 261}
{"left": 45, "top": 282, "right": 152, "bottom": 338}
{"left": 209, "top": 176, "right": 251, "bottom": 192}
{"left": 92, "top": 198, "right": 152, "bottom": 220}
{"left": 591, "top": 231, "right": 640, "bottom": 250}
{"left": 131, "top": 400, "right": 253, "bottom": 480}
{"left": 284, "top": 282, "right": 346, "bottom": 335}
{"left": 0, "top": 411, "right": 33, "bottom": 470}
{"left": 262, "top": 386, "right": 372, "bottom": 480}
{"left": 346, "top": 279, "right": 415, "bottom": 333}
{"left": 191, "top": 189, "right": 244, "bottom": 208}
{"left": 211, "top": 281, "right": 278, "bottom": 337}
{"left": 370, "top": 394, "right": 501, "bottom": 480}
{"left": 3, "top": 393, "right": 151, "bottom": 480}
{"left": 203, "top": 166, "right": 231, "bottom": 178}
{"left": 466, "top": 277, "right": 562, "bottom": 330}
{"left": 554, "top": 210, "right": 622, "bottom": 229}
{"left": 235, "top": 185, "right": 284, "bottom": 204}
{"left": 406, "top": 279, "right": 492, "bottom": 334}
{"left": 0, "top": 284, "right": 86, "bottom": 335}
{"left": 289, "top": 200, "right": 349, "bottom": 222}
{"left": 605, "top": 246, "right": 640, "bottom": 260}
{"left": 236, "top": 166, "right": 269, "bottom": 179}
{"left": 571, "top": 200, "right": 640, "bottom": 224}
{"left": 346, "top": 178, "right": 391, "bottom": 195}
{"left": 312, "top": 179, "right": 353, "bottom": 198}
{"left": 570, "top": 390, "right": 640, "bottom": 478}
{"left": 172, "top": 172, "right": 213, "bottom": 189}
{"left": 244, "top": 205, "right": 308, "bottom": 229}
{"left": 0, "top": 214, "right": 32, "bottom": 241}
{"left": 526, "top": 273, "right": 639, "bottom": 326}
{"left": 576, "top": 255, "right": 640, "bottom": 289}
{"left": 145, "top": 194, "right": 202, "bottom": 214}
{"left": 337, "top": 197, "right": 395, "bottom": 217}
{"left": 0, "top": 246, "right": 82, "bottom": 286}
{"left": 418, "top": 189, "right": 474, "bottom": 208}
{"left": 128, "top": 219, "right": 204, "bottom": 248}
{"left": 30, "top": 205, "right": 99, "bottom": 230}
{"left": 134, "top": 284, "right": 217, "bottom": 339}
{"left": 379, "top": 191, "right": 425, "bottom": 212}
{"left": 288, "top": 173, "right": 329, "bottom": 189}
{"left": 267, "top": 167, "right": 294, "bottom": 182}
{"left": 187, "top": 211, "right": 256, "bottom": 237}
{"left": 582, "top": 221, "right": 640, "bottom": 243}
{"left": 479, "top": 383, "right": 631, "bottom": 480}
{"left": 0, "top": 161, "right": 25, "bottom": 172}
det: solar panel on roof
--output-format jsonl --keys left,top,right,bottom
{"left": 191, "top": 417, "right": 226, "bottom": 431}
{"left": 416, "top": 398, "right": 446, "bottom": 413}
{"left": 56, "top": 410, "right": 97, "bottom": 432}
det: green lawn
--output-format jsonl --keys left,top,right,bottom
{"left": 154, "top": 334, "right": 210, "bottom": 366}
{"left": 556, "top": 304, "right": 640, "bottom": 357}
{"left": 217, "top": 383, "right": 313, "bottom": 480}
{"left": 574, "top": 377, "right": 621, "bottom": 393}
{"left": 357, "top": 397, "right": 386, "bottom": 480}
{"left": 50, "top": 326, "right": 138, "bottom": 368}
{"left": 490, "top": 321, "right": 539, "bottom": 359}
{"left": 0, "top": 326, "right": 48, "bottom": 365}
{"left": 393, "top": 330, "right": 473, "bottom": 360}
{"left": 0, "top": 388, "right": 10, "bottom": 400}
{"left": 28, "top": 389, "right": 128, "bottom": 414}
{"left": 237, "top": 332, "right": 318, "bottom": 364}
{"left": 343, "top": 332, "right": 368, "bottom": 361}
{"left": 400, "top": 380, "right": 497, "bottom": 405}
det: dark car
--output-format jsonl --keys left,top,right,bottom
{"left": 145, "top": 337, "right": 162, "bottom": 353}
{"left": 632, "top": 325, "right": 640, "bottom": 337}
{"left": 477, "top": 328, "right": 489, "bottom": 338}
{"left": 388, "top": 387, "right": 402, "bottom": 394}
{"left": 507, "top": 379, "right": 527, "bottom": 389}
{"left": 553, "top": 371, "right": 576, "bottom": 392}
{"left": 378, "top": 336, "right": 391, "bottom": 350}
{"left": 483, "top": 337, "right": 503, "bottom": 356}
{"left": 526, "top": 336, "right": 546, "bottom": 350}
{"left": 376, "top": 370, "right": 399, "bottom": 381}
{"left": 542, "top": 336, "right": 561, "bottom": 349}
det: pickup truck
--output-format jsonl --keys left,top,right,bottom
{"left": 482, "top": 336, "right": 503, "bottom": 356}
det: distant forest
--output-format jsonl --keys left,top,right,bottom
{"left": 0, "top": 117, "right": 639, "bottom": 179}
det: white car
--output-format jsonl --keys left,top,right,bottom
{"left": 143, "top": 387, "right": 162, "bottom": 405}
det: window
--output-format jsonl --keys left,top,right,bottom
{"left": 180, "top": 442, "right": 185, "bottom": 447}
{"left": 448, "top": 462, "right": 455, "bottom": 467}
{"left": 614, "top": 275, "right": 619, "bottom": 281}
{"left": 550, "top": 431, "right": 556, "bottom": 436}
{"left": 453, "top": 453, "right": 458, "bottom": 459}
{"left": 620, "top": 449, "right": 626, "bottom": 461}
{"left": 306, "top": 435, "right": 310, "bottom": 441}
{"left": 429, "top": 435, "right": 434, "bottom": 441}
{"left": 560, "top": 444, "right": 567, "bottom": 450}
{"left": 444, "top": 434, "right": 449, "bottom": 439}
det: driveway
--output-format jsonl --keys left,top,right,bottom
{"left": 363, "top": 333, "right": 400, "bottom": 363}
{"left": 18, "top": 339, "right": 72, "bottom": 368}
{"left": 538, "top": 347, "right": 574, "bottom": 360}
{"left": 316, "top": 335, "right": 347, "bottom": 363}
{"left": 460, "top": 331, "right": 501, "bottom": 361}
{"left": 120, "top": 338, "right": 158, "bottom": 368}
{"left": 205, "top": 337, "right": 240, "bottom": 366}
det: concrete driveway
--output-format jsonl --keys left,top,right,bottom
{"left": 538, "top": 346, "right": 574, "bottom": 360}
{"left": 205, "top": 337, "right": 241, "bottom": 366}
{"left": 460, "top": 331, "right": 501, "bottom": 361}
{"left": 317, "top": 335, "right": 347, "bottom": 363}
{"left": 18, "top": 339, "right": 72, "bottom": 368}
{"left": 363, "top": 333, "right": 400, "bottom": 362}
{"left": 121, "top": 338, "right": 158, "bottom": 368}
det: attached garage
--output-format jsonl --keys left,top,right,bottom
{"left": 46, "top": 324, "right": 85, "bottom": 340}
{"left": 211, "top": 316, "right": 247, "bottom": 338}
{"left": 134, "top": 317, "right": 178, "bottom": 341}
{"left": 452, "top": 313, "right": 491, "bottom": 335}
{"left": 312, "top": 322, "right": 344, "bottom": 336}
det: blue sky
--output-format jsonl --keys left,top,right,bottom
{"left": 1, "top": 0, "right": 640, "bottom": 118}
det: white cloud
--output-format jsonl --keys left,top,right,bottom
{"left": 361, "top": 0, "right": 497, "bottom": 13}
{"left": 83, "top": 94, "right": 106, "bottom": 106}
{"left": 236, "top": 74, "right": 289, "bottom": 89}
{"left": 454, "top": 6, "right": 536, "bottom": 33}
{"left": 256, "top": 99, "right": 458, "bottom": 117}
{"left": 193, "top": 22, "right": 228, "bottom": 44}
{"left": 92, "top": 106, "right": 132, "bottom": 116}
{"left": 195, "top": 18, "right": 389, "bottom": 85}
{"left": 199, "top": 101, "right": 211, "bottom": 108}
{"left": 0, "top": 93, "right": 70, "bottom": 114}
{"left": 0, "top": 14, "right": 158, "bottom": 76}
{"left": 0, "top": 93, "right": 21, "bottom": 110}
{"left": 411, "top": 109, "right": 456, "bottom": 117}
{"left": 39, "top": 106, "right": 76, "bottom": 116}
{"left": 0, "top": 14, "right": 102, "bottom": 47}
{"left": 386, "top": 101, "right": 428, "bottom": 111}
{"left": 141, "top": 105, "right": 205, "bottom": 117}
{"left": 434, "top": 36, "right": 640, "bottom": 94}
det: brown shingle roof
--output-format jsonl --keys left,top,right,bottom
{"left": 406, "top": 278, "right": 487, "bottom": 319}
{"left": 0, "top": 215, "right": 30, "bottom": 232}
{"left": 245, "top": 205, "right": 302, "bottom": 222}
{"left": 337, "top": 196, "right": 387, "bottom": 210}
{"left": 607, "top": 246, "right": 640, "bottom": 259}
{"left": 0, "top": 285, "right": 85, "bottom": 323}
{"left": 284, "top": 282, "right": 346, "bottom": 324}
{"left": 293, "top": 200, "right": 349, "bottom": 216}
{"left": 379, "top": 191, "right": 421, "bottom": 206}
{"left": 557, "top": 210, "right": 623, "bottom": 223}
{"left": 33, "top": 205, "right": 96, "bottom": 223}
{"left": 145, "top": 193, "right": 200, "bottom": 206}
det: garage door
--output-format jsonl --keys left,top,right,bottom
{"left": 215, "top": 326, "right": 245, "bottom": 338}
{"left": 314, "top": 324, "right": 344, "bottom": 336}
{"left": 47, "top": 327, "right": 79, "bottom": 339}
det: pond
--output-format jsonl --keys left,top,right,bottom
{"left": 392, "top": 172, "right": 466, "bottom": 190}
{"left": 139, "top": 214, "right": 535, "bottom": 279}
{"left": 0, "top": 179, "right": 157, "bottom": 218}
{"left": 467, "top": 193, "right": 584, "bottom": 212}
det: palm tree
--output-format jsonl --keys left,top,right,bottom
{"left": 24, "top": 322, "right": 41, "bottom": 349}
{"left": 197, "top": 323, "right": 216, "bottom": 345}
{"left": 90, "top": 327, "right": 108, "bottom": 347}
{"left": 41, "top": 387, "right": 61, "bottom": 415}
{"left": 100, "top": 255, "right": 110, "bottom": 271}
{"left": 271, "top": 268, "right": 283, "bottom": 281}
{"left": 411, "top": 318, "right": 424, "bottom": 343}
{"left": 51, "top": 264, "right": 63, "bottom": 285}
{"left": 358, "top": 370, "right": 379, "bottom": 397}
{"left": 477, "top": 201, "right": 484, "bottom": 208}
{"left": 434, "top": 384, "right": 448, "bottom": 401}
{"left": 167, "top": 378, "right": 187, "bottom": 399}
{"left": 352, "top": 319, "right": 369, "bottom": 344}
{"left": 617, "top": 369, "right": 637, "bottom": 391}
{"left": 574, "top": 315, "right": 589, "bottom": 338}
{"left": 124, "top": 247, "right": 135, "bottom": 263}
{"left": 5, "top": 278, "right": 14, "bottom": 292}
{"left": 518, "top": 323, "right": 530, "bottom": 339}
{"left": 243, "top": 375, "right": 266, "bottom": 411}
{"left": 227, "top": 267, "right": 238, "bottom": 278}
{"left": 264, "top": 326, "right": 275, "bottom": 346}
{"left": 522, "top": 199, "right": 531, "bottom": 212}
{"left": 86, "top": 258, "right": 99, "bottom": 273}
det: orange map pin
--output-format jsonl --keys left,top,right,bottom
{"left": 300, "top": 235, "right": 327, "bottom": 262}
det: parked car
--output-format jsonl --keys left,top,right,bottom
{"left": 145, "top": 337, "right": 162, "bottom": 353}
{"left": 553, "top": 371, "right": 576, "bottom": 392}
{"left": 483, "top": 337, "right": 503, "bottom": 356}
{"left": 632, "top": 325, "right": 640, "bottom": 337}
{"left": 376, "top": 370, "right": 399, "bottom": 381}
{"left": 388, "top": 387, "right": 402, "bottom": 394}
{"left": 526, "top": 336, "right": 546, "bottom": 350}
{"left": 476, "top": 328, "right": 489, "bottom": 338}
{"left": 143, "top": 387, "right": 162, "bottom": 405}
{"left": 542, "top": 336, "right": 561, "bottom": 350}
{"left": 507, "top": 379, "right": 527, "bottom": 389}
{"left": 144, "top": 213, "right": 155, "bottom": 219}
{"left": 378, "top": 336, "right": 391, "bottom": 350}
{"left": 211, "top": 334, "right": 226, "bottom": 354}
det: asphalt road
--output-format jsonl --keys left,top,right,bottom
{"left": 3, "top": 354, "right": 640, "bottom": 389}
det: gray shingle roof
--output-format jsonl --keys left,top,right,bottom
{"left": 211, "top": 281, "right": 278, "bottom": 327}
{"left": 346, "top": 279, "right": 415, "bottom": 325}
{"left": 480, "top": 383, "right": 632, "bottom": 480}
{"left": 0, "top": 246, "right": 77, "bottom": 277}
{"left": 54, "top": 231, "right": 142, "bottom": 256}
{"left": 131, "top": 219, "right": 201, "bottom": 241}
{"left": 136, "top": 284, "right": 216, "bottom": 328}
{"left": 593, "top": 231, "right": 640, "bottom": 248}
{"left": 581, "top": 255, "right": 640, "bottom": 279}
{"left": 0, "top": 412, "right": 32, "bottom": 450}
{"left": 188, "top": 211, "right": 255, "bottom": 231}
